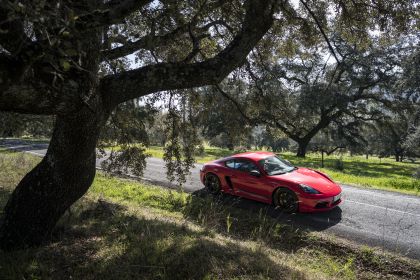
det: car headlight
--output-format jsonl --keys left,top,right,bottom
{"left": 299, "top": 184, "right": 321, "bottom": 194}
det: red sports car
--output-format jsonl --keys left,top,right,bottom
{"left": 200, "top": 151, "right": 342, "bottom": 213}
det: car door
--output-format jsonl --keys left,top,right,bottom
{"left": 230, "top": 158, "right": 270, "bottom": 202}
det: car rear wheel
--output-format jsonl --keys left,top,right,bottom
{"left": 205, "top": 173, "right": 221, "bottom": 194}
{"left": 273, "top": 188, "right": 298, "bottom": 213}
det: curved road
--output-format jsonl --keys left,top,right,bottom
{"left": 1, "top": 139, "right": 420, "bottom": 259}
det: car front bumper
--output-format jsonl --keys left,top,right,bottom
{"left": 298, "top": 193, "right": 342, "bottom": 213}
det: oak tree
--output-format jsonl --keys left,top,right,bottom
{"left": 0, "top": 0, "right": 278, "bottom": 249}
{"left": 0, "top": 0, "right": 417, "bottom": 250}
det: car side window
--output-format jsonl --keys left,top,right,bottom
{"left": 225, "top": 159, "right": 235, "bottom": 169}
{"left": 235, "top": 159, "right": 258, "bottom": 173}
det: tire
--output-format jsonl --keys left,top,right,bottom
{"left": 273, "top": 188, "right": 298, "bottom": 213}
{"left": 205, "top": 173, "right": 221, "bottom": 194}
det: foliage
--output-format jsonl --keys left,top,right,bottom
{"left": 162, "top": 91, "right": 202, "bottom": 185}
{"left": 333, "top": 158, "right": 345, "bottom": 171}
{"left": 413, "top": 167, "right": 420, "bottom": 180}
{"left": 0, "top": 113, "right": 53, "bottom": 138}
{"left": 246, "top": 35, "right": 402, "bottom": 156}
{"left": 98, "top": 101, "right": 157, "bottom": 177}
{"left": 195, "top": 86, "right": 253, "bottom": 150}
{"left": 1, "top": 0, "right": 417, "bottom": 175}
{"left": 372, "top": 106, "right": 419, "bottom": 161}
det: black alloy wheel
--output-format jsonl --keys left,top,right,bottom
{"left": 205, "top": 173, "right": 221, "bottom": 194}
{"left": 274, "top": 188, "right": 298, "bottom": 213}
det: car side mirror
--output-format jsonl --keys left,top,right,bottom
{"left": 249, "top": 170, "right": 261, "bottom": 177}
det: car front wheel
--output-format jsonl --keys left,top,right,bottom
{"left": 273, "top": 188, "right": 298, "bottom": 213}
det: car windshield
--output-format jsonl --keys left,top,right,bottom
{"left": 259, "top": 156, "right": 295, "bottom": 175}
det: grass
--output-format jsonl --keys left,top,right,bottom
{"left": 280, "top": 152, "right": 420, "bottom": 196}
{"left": 1, "top": 150, "right": 420, "bottom": 279}
{"left": 126, "top": 145, "right": 419, "bottom": 196}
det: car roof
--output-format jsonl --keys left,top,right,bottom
{"left": 230, "top": 151, "right": 275, "bottom": 161}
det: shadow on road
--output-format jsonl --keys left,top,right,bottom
{"left": 191, "top": 188, "right": 342, "bottom": 232}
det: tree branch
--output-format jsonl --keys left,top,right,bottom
{"left": 299, "top": 0, "right": 340, "bottom": 64}
{"left": 102, "top": 20, "right": 224, "bottom": 60}
{"left": 214, "top": 85, "right": 255, "bottom": 124}
{"left": 0, "top": 3, "right": 31, "bottom": 54}
{"left": 77, "top": 0, "right": 153, "bottom": 29}
{"left": 100, "top": 0, "right": 279, "bottom": 106}
{"left": 214, "top": 84, "right": 298, "bottom": 141}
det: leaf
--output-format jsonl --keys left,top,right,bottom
{"left": 65, "top": 49, "right": 78, "bottom": 57}
{"left": 60, "top": 59, "right": 71, "bottom": 71}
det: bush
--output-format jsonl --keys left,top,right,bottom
{"left": 194, "top": 144, "right": 205, "bottom": 156}
{"left": 333, "top": 158, "right": 345, "bottom": 171}
{"left": 234, "top": 146, "right": 248, "bottom": 153}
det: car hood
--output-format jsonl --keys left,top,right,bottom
{"left": 269, "top": 167, "right": 341, "bottom": 195}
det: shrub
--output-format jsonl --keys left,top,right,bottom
{"left": 333, "top": 158, "right": 345, "bottom": 171}
{"left": 194, "top": 144, "right": 205, "bottom": 156}
{"left": 234, "top": 146, "right": 248, "bottom": 153}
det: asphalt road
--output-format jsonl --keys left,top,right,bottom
{"left": 1, "top": 139, "right": 420, "bottom": 259}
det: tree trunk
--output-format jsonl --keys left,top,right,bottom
{"left": 0, "top": 106, "right": 108, "bottom": 250}
{"left": 296, "top": 140, "right": 309, "bottom": 157}
{"left": 226, "top": 139, "right": 234, "bottom": 151}
{"left": 321, "top": 150, "right": 324, "bottom": 168}
{"left": 395, "top": 148, "right": 404, "bottom": 162}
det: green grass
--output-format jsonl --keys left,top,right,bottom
{"left": 1, "top": 150, "right": 420, "bottom": 279}
{"left": 280, "top": 152, "right": 420, "bottom": 196}
{"left": 121, "top": 145, "right": 419, "bottom": 196}
{"left": 106, "top": 145, "right": 234, "bottom": 164}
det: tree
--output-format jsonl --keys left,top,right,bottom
{"left": 0, "top": 0, "right": 278, "bottom": 250}
{"left": 223, "top": 37, "right": 399, "bottom": 157}
{"left": 311, "top": 127, "right": 352, "bottom": 167}
{"left": 0, "top": 113, "right": 26, "bottom": 137}
{"left": 373, "top": 107, "right": 419, "bottom": 161}
{"left": 400, "top": 43, "right": 420, "bottom": 158}
{"left": 371, "top": 42, "right": 420, "bottom": 162}
{"left": 146, "top": 111, "right": 168, "bottom": 147}
{"left": 257, "top": 127, "right": 291, "bottom": 152}
{"left": 217, "top": 0, "right": 417, "bottom": 157}
{"left": 0, "top": 0, "right": 416, "bottom": 250}
{"left": 0, "top": 113, "right": 53, "bottom": 138}
{"left": 196, "top": 83, "right": 253, "bottom": 150}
